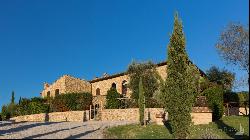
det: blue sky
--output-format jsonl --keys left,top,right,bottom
{"left": 0, "top": 0, "right": 249, "bottom": 108}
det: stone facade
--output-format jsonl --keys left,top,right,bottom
{"left": 92, "top": 95, "right": 107, "bottom": 109}
{"left": 10, "top": 111, "right": 90, "bottom": 122}
{"left": 90, "top": 63, "right": 167, "bottom": 97}
{"left": 91, "top": 74, "right": 131, "bottom": 97}
{"left": 99, "top": 107, "right": 212, "bottom": 125}
{"left": 41, "top": 75, "right": 91, "bottom": 98}
{"left": 40, "top": 61, "right": 205, "bottom": 109}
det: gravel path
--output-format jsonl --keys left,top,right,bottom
{"left": 0, "top": 120, "right": 137, "bottom": 139}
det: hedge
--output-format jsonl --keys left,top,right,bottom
{"left": 51, "top": 92, "right": 92, "bottom": 112}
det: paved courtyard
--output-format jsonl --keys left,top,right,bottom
{"left": 0, "top": 120, "right": 137, "bottom": 139}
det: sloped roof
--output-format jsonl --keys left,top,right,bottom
{"left": 89, "top": 61, "right": 206, "bottom": 83}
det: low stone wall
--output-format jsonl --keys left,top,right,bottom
{"left": 239, "top": 107, "right": 249, "bottom": 115}
{"left": 100, "top": 108, "right": 139, "bottom": 121}
{"left": 10, "top": 111, "right": 89, "bottom": 122}
{"left": 191, "top": 112, "right": 212, "bottom": 125}
{"left": 100, "top": 107, "right": 212, "bottom": 125}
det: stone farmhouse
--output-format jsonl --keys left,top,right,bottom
{"left": 40, "top": 61, "right": 206, "bottom": 109}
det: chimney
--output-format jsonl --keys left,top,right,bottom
{"left": 44, "top": 82, "right": 50, "bottom": 89}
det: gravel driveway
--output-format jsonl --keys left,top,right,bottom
{"left": 0, "top": 120, "right": 137, "bottom": 139}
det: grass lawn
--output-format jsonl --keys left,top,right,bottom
{"left": 103, "top": 116, "right": 249, "bottom": 139}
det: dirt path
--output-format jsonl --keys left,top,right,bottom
{"left": 0, "top": 121, "right": 137, "bottom": 139}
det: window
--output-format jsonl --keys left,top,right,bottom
{"left": 96, "top": 88, "right": 100, "bottom": 96}
{"left": 122, "top": 80, "right": 127, "bottom": 96}
{"left": 47, "top": 91, "right": 50, "bottom": 97}
{"left": 111, "top": 83, "right": 116, "bottom": 89}
{"left": 55, "top": 89, "right": 59, "bottom": 96}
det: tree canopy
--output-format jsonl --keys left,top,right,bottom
{"left": 206, "top": 66, "right": 235, "bottom": 91}
{"left": 216, "top": 22, "right": 249, "bottom": 74}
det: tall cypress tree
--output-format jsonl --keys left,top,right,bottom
{"left": 11, "top": 91, "right": 15, "bottom": 104}
{"left": 162, "top": 13, "right": 199, "bottom": 138}
{"left": 138, "top": 77, "right": 145, "bottom": 126}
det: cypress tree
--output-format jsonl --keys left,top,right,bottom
{"left": 11, "top": 91, "right": 15, "bottom": 104}
{"left": 138, "top": 77, "right": 145, "bottom": 126}
{"left": 162, "top": 13, "right": 199, "bottom": 138}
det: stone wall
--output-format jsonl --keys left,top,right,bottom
{"left": 239, "top": 107, "right": 249, "bottom": 115}
{"left": 191, "top": 113, "right": 212, "bottom": 125}
{"left": 100, "top": 107, "right": 212, "bottom": 125}
{"left": 91, "top": 75, "right": 131, "bottom": 97}
{"left": 65, "top": 75, "right": 91, "bottom": 93}
{"left": 41, "top": 75, "right": 91, "bottom": 98}
{"left": 156, "top": 65, "right": 167, "bottom": 80}
{"left": 10, "top": 111, "right": 90, "bottom": 122}
{"left": 41, "top": 76, "right": 66, "bottom": 98}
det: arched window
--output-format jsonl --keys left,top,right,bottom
{"left": 122, "top": 80, "right": 127, "bottom": 96}
{"left": 47, "top": 91, "right": 51, "bottom": 97}
{"left": 111, "top": 83, "right": 116, "bottom": 89}
{"left": 96, "top": 88, "right": 100, "bottom": 96}
{"left": 55, "top": 89, "right": 59, "bottom": 96}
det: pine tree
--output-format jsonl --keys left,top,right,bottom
{"left": 162, "top": 13, "right": 199, "bottom": 138}
{"left": 138, "top": 77, "right": 145, "bottom": 126}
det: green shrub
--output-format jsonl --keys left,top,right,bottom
{"left": 51, "top": 92, "right": 92, "bottom": 112}
{"left": 126, "top": 99, "right": 138, "bottom": 108}
{"left": 0, "top": 103, "right": 17, "bottom": 120}
{"left": 202, "top": 86, "right": 224, "bottom": 121}
{"left": 105, "top": 88, "right": 121, "bottom": 109}
{"left": 16, "top": 97, "right": 49, "bottom": 116}
{"left": 146, "top": 98, "right": 163, "bottom": 108}
{"left": 1, "top": 105, "right": 11, "bottom": 120}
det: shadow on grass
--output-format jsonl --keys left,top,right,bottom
{"left": 65, "top": 127, "right": 101, "bottom": 139}
{"left": 23, "top": 125, "right": 85, "bottom": 139}
{"left": 163, "top": 120, "right": 173, "bottom": 134}
{"left": 0, "top": 122, "right": 61, "bottom": 136}
{"left": 215, "top": 120, "right": 249, "bottom": 139}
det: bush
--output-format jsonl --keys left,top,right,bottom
{"left": 105, "top": 88, "right": 122, "bottom": 109}
{"left": 51, "top": 92, "right": 92, "bottom": 112}
{"left": 1, "top": 105, "right": 11, "bottom": 120}
{"left": 126, "top": 99, "right": 138, "bottom": 108}
{"left": 16, "top": 97, "right": 49, "bottom": 116}
{"left": 202, "top": 86, "right": 224, "bottom": 121}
